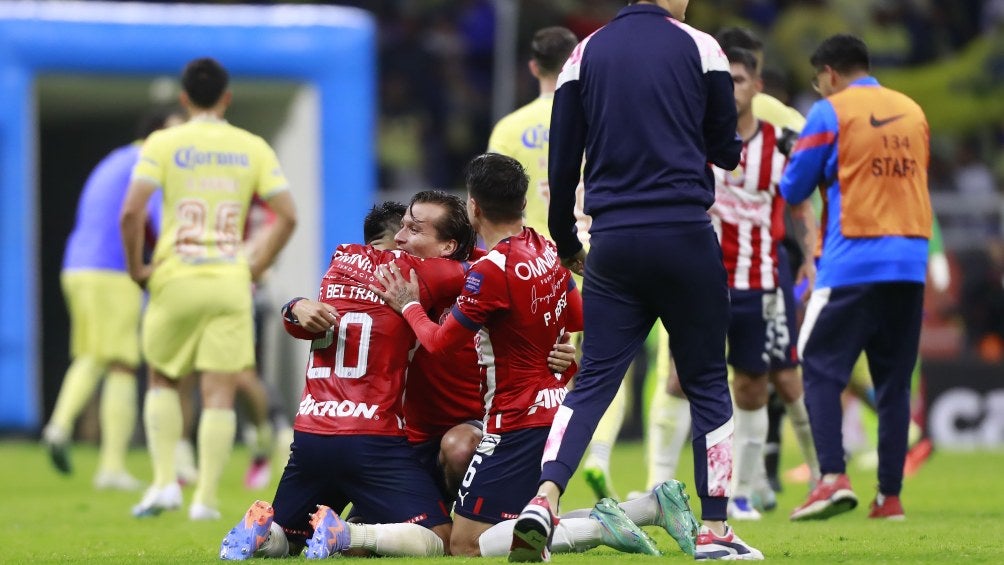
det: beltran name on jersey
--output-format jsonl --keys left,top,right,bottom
{"left": 288, "top": 244, "right": 465, "bottom": 437}
{"left": 780, "top": 77, "right": 931, "bottom": 289}
{"left": 710, "top": 121, "right": 788, "bottom": 290}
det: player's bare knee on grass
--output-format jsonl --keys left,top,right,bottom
{"left": 431, "top": 523, "right": 452, "bottom": 556}
{"left": 450, "top": 516, "right": 492, "bottom": 557}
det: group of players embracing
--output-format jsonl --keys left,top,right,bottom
{"left": 219, "top": 153, "right": 701, "bottom": 561}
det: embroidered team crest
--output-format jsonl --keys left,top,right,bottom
{"left": 464, "top": 272, "right": 484, "bottom": 294}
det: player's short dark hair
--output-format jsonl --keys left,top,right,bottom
{"left": 408, "top": 190, "right": 476, "bottom": 261}
{"left": 181, "top": 57, "right": 229, "bottom": 109}
{"left": 726, "top": 47, "right": 759, "bottom": 76}
{"left": 530, "top": 26, "right": 578, "bottom": 75}
{"left": 716, "top": 27, "right": 764, "bottom": 55}
{"left": 465, "top": 153, "right": 528, "bottom": 224}
{"left": 363, "top": 201, "right": 406, "bottom": 244}
{"left": 134, "top": 106, "right": 183, "bottom": 140}
{"left": 810, "top": 34, "right": 870, "bottom": 75}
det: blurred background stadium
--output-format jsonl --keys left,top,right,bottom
{"left": 0, "top": 0, "right": 1001, "bottom": 456}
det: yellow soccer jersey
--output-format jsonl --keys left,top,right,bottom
{"left": 132, "top": 117, "right": 289, "bottom": 283}
{"left": 752, "top": 92, "right": 806, "bottom": 133}
{"left": 488, "top": 95, "right": 553, "bottom": 236}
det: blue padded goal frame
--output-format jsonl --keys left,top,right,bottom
{"left": 0, "top": 2, "right": 375, "bottom": 429}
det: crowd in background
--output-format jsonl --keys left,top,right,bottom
{"left": 130, "top": 0, "right": 1003, "bottom": 354}
{"left": 338, "top": 0, "right": 1004, "bottom": 359}
{"left": 343, "top": 0, "right": 1002, "bottom": 191}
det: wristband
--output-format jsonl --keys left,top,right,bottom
{"left": 281, "top": 297, "right": 308, "bottom": 325}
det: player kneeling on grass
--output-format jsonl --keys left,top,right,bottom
{"left": 367, "top": 154, "right": 700, "bottom": 561}
{"left": 221, "top": 196, "right": 581, "bottom": 560}
{"left": 220, "top": 201, "right": 473, "bottom": 559}
{"left": 236, "top": 480, "right": 702, "bottom": 561}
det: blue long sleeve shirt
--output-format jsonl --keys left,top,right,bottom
{"left": 63, "top": 142, "right": 163, "bottom": 272}
{"left": 779, "top": 76, "right": 929, "bottom": 289}
{"left": 63, "top": 143, "right": 141, "bottom": 272}
{"left": 547, "top": 3, "right": 741, "bottom": 258}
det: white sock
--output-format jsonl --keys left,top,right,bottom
{"left": 786, "top": 395, "right": 821, "bottom": 480}
{"left": 617, "top": 491, "right": 659, "bottom": 527}
{"left": 257, "top": 522, "right": 290, "bottom": 557}
{"left": 550, "top": 518, "right": 602, "bottom": 553}
{"left": 732, "top": 406, "right": 768, "bottom": 498}
{"left": 478, "top": 517, "right": 603, "bottom": 557}
{"left": 478, "top": 520, "right": 516, "bottom": 557}
{"left": 585, "top": 442, "right": 613, "bottom": 474}
{"left": 347, "top": 522, "right": 443, "bottom": 557}
{"left": 560, "top": 508, "right": 590, "bottom": 519}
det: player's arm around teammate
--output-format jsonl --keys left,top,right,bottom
{"left": 372, "top": 155, "right": 585, "bottom": 558}
{"left": 281, "top": 297, "right": 340, "bottom": 337}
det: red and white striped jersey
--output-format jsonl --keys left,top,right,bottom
{"left": 710, "top": 120, "right": 788, "bottom": 290}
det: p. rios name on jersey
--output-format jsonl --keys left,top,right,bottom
{"left": 298, "top": 393, "right": 378, "bottom": 420}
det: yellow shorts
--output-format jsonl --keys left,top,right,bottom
{"left": 142, "top": 273, "right": 255, "bottom": 378}
{"left": 61, "top": 270, "right": 142, "bottom": 366}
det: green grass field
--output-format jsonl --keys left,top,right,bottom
{"left": 3, "top": 439, "right": 1001, "bottom": 564}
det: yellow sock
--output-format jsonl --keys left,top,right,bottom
{"left": 255, "top": 421, "right": 274, "bottom": 459}
{"left": 785, "top": 395, "right": 821, "bottom": 480}
{"left": 144, "top": 388, "right": 181, "bottom": 488}
{"left": 586, "top": 379, "right": 628, "bottom": 472}
{"left": 98, "top": 370, "right": 137, "bottom": 474}
{"left": 49, "top": 356, "right": 104, "bottom": 433}
{"left": 646, "top": 330, "right": 690, "bottom": 488}
{"left": 193, "top": 408, "right": 236, "bottom": 509}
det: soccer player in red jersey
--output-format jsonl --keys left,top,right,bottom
{"left": 393, "top": 191, "right": 486, "bottom": 502}
{"left": 390, "top": 191, "right": 578, "bottom": 510}
{"left": 219, "top": 202, "right": 474, "bottom": 560}
{"left": 374, "top": 155, "right": 582, "bottom": 556}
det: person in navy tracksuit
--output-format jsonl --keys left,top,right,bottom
{"left": 783, "top": 34, "right": 931, "bottom": 523}
{"left": 510, "top": 1, "right": 764, "bottom": 561}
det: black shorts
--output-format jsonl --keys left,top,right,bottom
{"left": 454, "top": 427, "right": 549, "bottom": 525}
